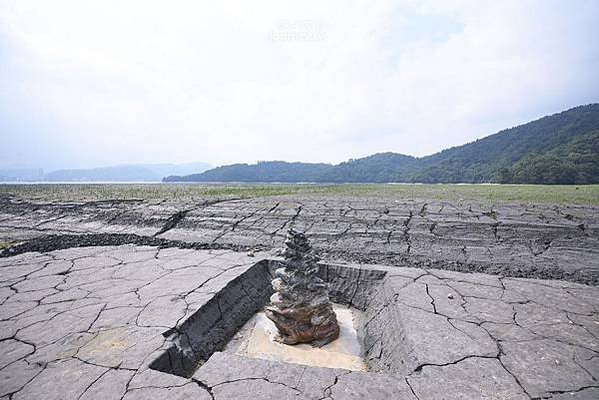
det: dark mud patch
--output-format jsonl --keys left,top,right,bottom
{"left": 0, "top": 233, "right": 267, "bottom": 258}
{"left": 320, "top": 249, "right": 599, "bottom": 286}
{"left": 2, "top": 233, "right": 597, "bottom": 285}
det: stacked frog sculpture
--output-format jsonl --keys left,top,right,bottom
{"left": 265, "top": 229, "right": 340, "bottom": 347}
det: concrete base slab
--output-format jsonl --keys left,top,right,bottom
{"left": 227, "top": 305, "right": 366, "bottom": 371}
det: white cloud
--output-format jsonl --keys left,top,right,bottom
{"left": 1, "top": 0, "right": 597, "bottom": 169}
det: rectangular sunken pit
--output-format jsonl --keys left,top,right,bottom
{"left": 149, "top": 259, "right": 388, "bottom": 378}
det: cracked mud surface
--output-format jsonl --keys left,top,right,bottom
{"left": 0, "top": 245, "right": 262, "bottom": 399}
{"left": 1, "top": 194, "right": 598, "bottom": 284}
{"left": 1, "top": 245, "right": 597, "bottom": 399}
{"left": 361, "top": 265, "right": 599, "bottom": 399}
{"left": 1, "top": 193, "right": 598, "bottom": 398}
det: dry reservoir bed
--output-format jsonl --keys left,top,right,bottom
{"left": 1, "top": 194, "right": 598, "bottom": 285}
{"left": 1, "top": 245, "right": 598, "bottom": 400}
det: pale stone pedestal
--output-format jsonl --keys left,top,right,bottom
{"left": 226, "top": 305, "right": 366, "bottom": 371}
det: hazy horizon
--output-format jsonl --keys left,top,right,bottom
{"left": 0, "top": 102, "right": 596, "bottom": 173}
{"left": 2, "top": 0, "right": 598, "bottom": 171}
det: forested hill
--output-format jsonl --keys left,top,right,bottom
{"left": 165, "top": 104, "right": 599, "bottom": 184}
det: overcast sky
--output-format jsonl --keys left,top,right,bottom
{"left": 1, "top": 0, "right": 598, "bottom": 170}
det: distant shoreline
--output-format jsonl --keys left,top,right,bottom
{"left": 0, "top": 181, "right": 593, "bottom": 186}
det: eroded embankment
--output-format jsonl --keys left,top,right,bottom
{"left": 2, "top": 231, "right": 597, "bottom": 285}
{"left": 0, "top": 233, "right": 267, "bottom": 258}
{"left": 1, "top": 195, "right": 598, "bottom": 285}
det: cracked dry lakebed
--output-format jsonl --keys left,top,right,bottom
{"left": 0, "top": 192, "right": 598, "bottom": 399}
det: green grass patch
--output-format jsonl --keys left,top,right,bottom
{"left": 0, "top": 241, "right": 21, "bottom": 250}
{"left": 0, "top": 183, "right": 597, "bottom": 205}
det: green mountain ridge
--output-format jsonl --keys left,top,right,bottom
{"left": 165, "top": 104, "right": 599, "bottom": 184}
